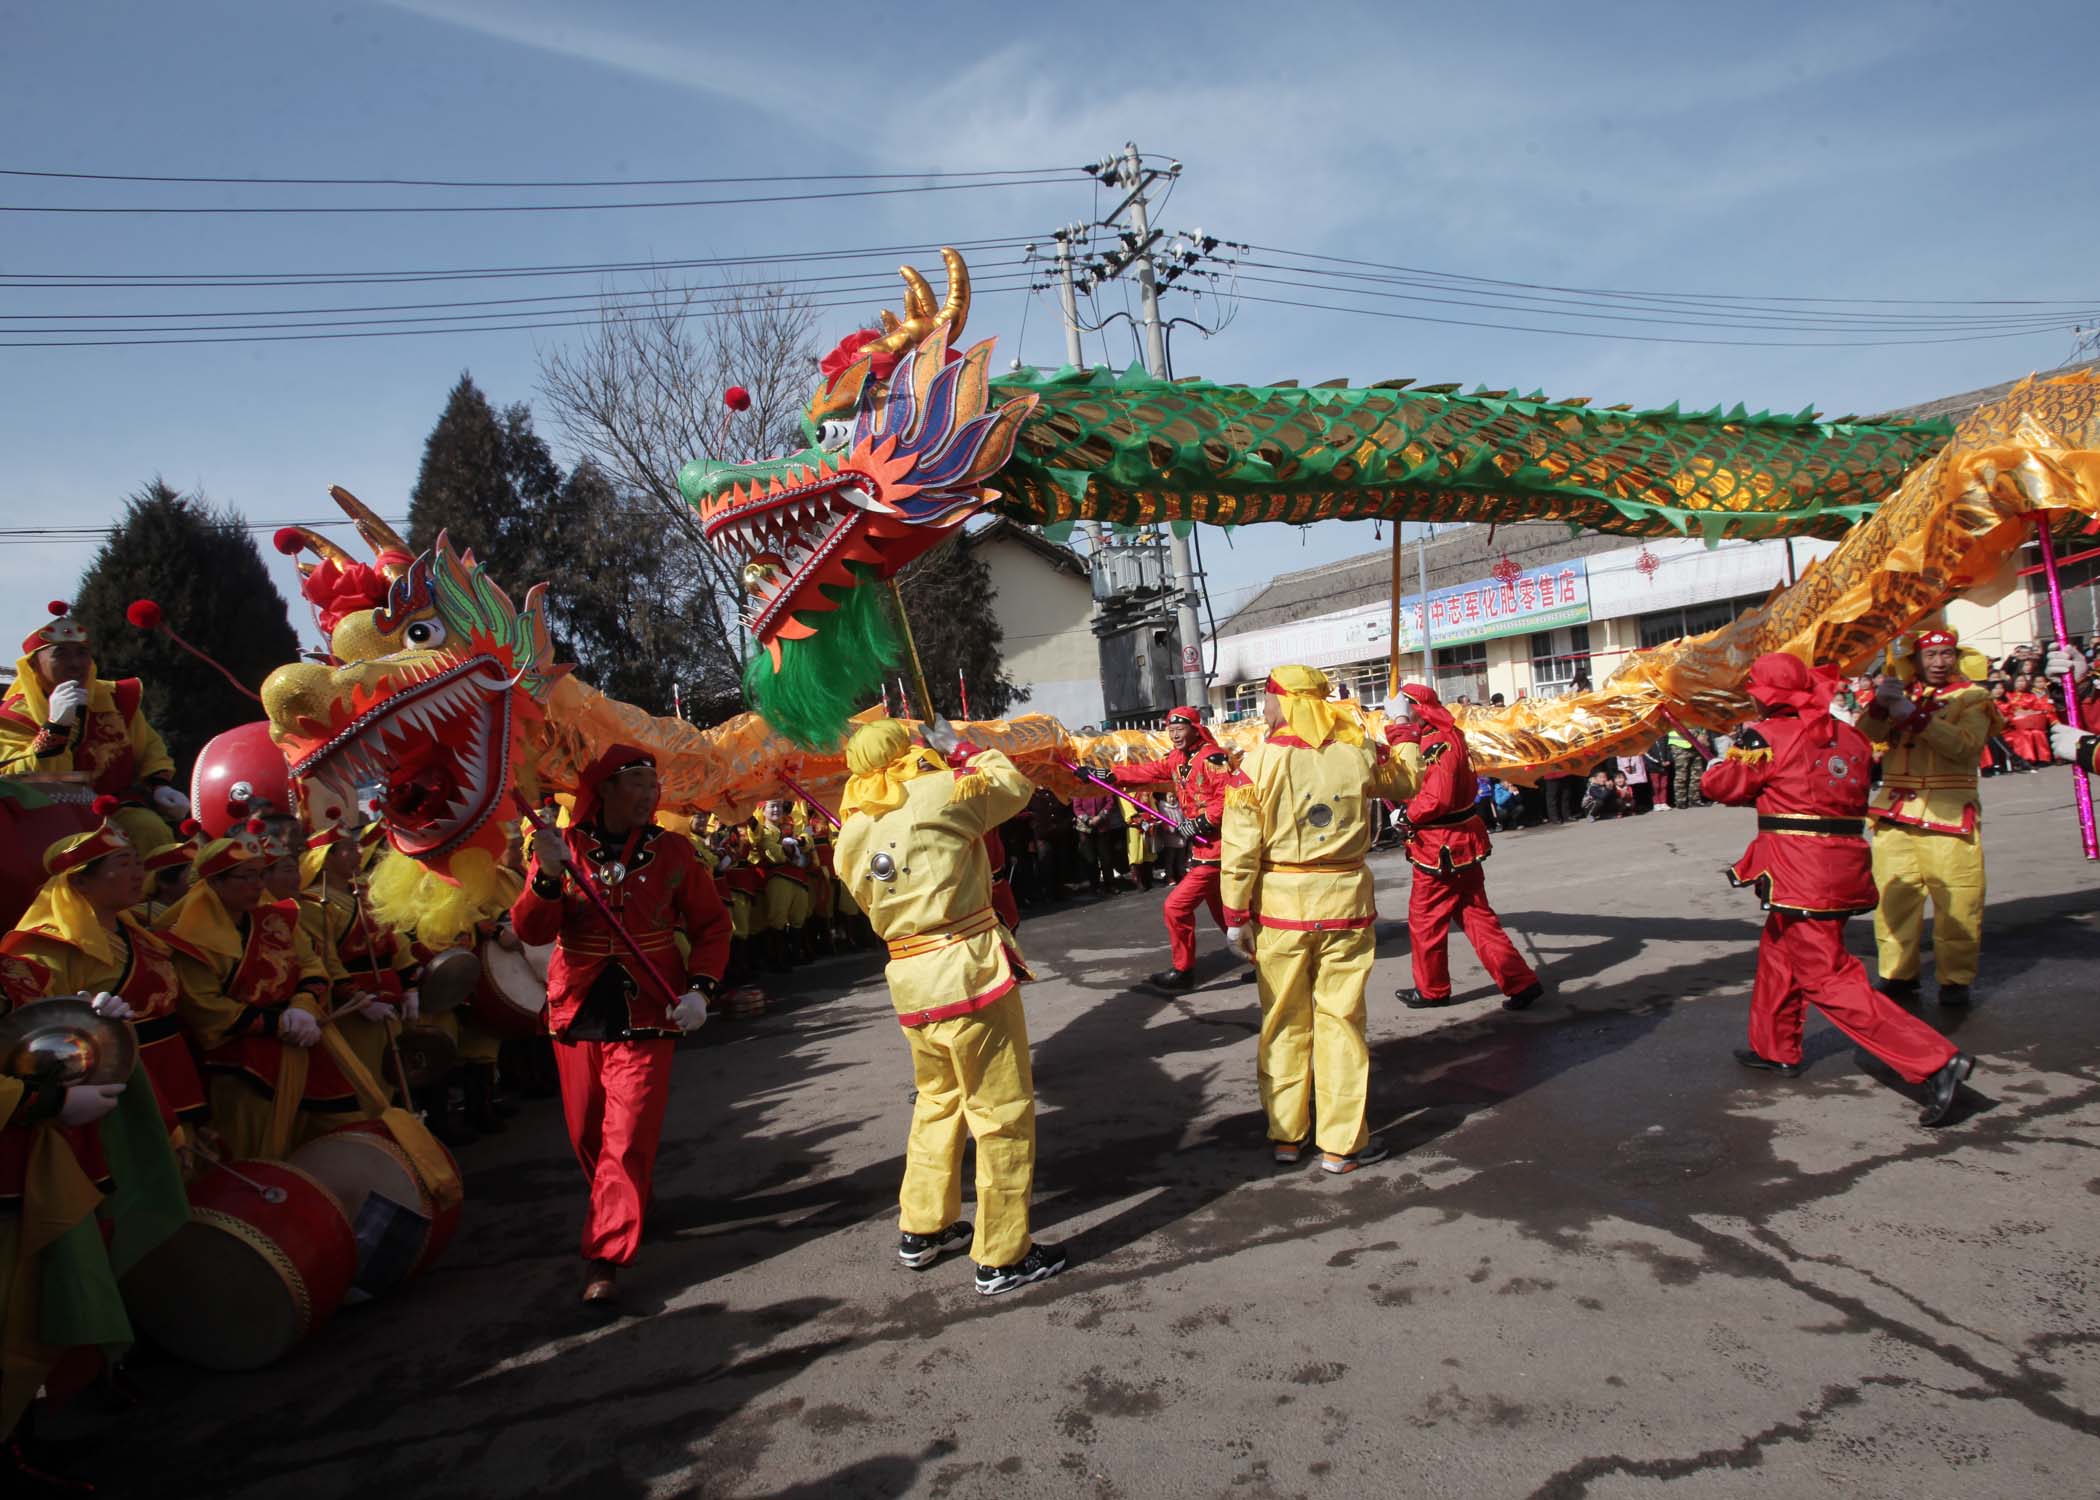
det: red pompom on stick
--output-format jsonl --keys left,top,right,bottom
{"left": 91, "top": 794, "right": 120, "bottom": 817}
{"left": 47, "top": 601, "right": 68, "bottom": 617}
{"left": 724, "top": 386, "right": 752, "bottom": 412}
{"left": 178, "top": 818, "right": 202, "bottom": 837}
{"left": 122, "top": 597, "right": 262, "bottom": 704}
{"left": 273, "top": 528, "right": 306, "bottom": 556}
{"left": 244, "top": 817, "right": 267, "bottom": 835}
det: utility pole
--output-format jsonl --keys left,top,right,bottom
{"left": 1117, "top": 142, "right": 1207, "bottom": 711}
{"left": 1053, "top": 227, "right": 1106, "bottom": 561}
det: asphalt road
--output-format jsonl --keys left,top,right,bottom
{"left": 92, "top": 769, "right": 2100, "bottom": 1499}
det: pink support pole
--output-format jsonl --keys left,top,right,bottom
{"left": 2035, "top": 522, "right": 2100, "bottom": 860}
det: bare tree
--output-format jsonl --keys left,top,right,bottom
{"left": 538, "top": 274, "right": 825, "bottom": 702}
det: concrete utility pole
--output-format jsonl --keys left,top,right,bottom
{"left": 1053, "top": 228, "right": 1106, "bottom": 561}
{"left": 1118, "top": 142, "right": 1207, "bottom": 710}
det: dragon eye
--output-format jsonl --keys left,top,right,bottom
{"left": 818, "top": 419, "right": 853, "bottom": 452}
{"left": 404, "top": 618, "right": 447, "bottom": 648}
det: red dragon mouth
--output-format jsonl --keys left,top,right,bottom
{"left": 703, "top": 476, "right": 880, "bottom": 643}
{"left": 286, "top": 657, "right": 515, "bottom": 859}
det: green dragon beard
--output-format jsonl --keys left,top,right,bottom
{"left": 744, "top": 563, "right": 903, "bottom": 748}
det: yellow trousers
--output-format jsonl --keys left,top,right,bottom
{"left": 1872, "top": 822, "right": 1986, "bottom": 985}
{"left": 432, "top": 1005, "right": 502, "bottom": 1065}
{"left": 335, "top": 1012, "right": 397, "bottom": 1099}
{"left": 1254, "top": 924, "right": 1375, "bottom": 1157}
{"left": 207, "top": 1075, "right": 278, "bottom": 1160}
{"left": 898, "top": 989, "right": 1037, "bottom": 1268}
{"left": 762, "top": 877, "right": 811, "bottom": 932}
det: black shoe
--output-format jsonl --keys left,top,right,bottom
{"left": 1397, "top": 988, "right": 1458, "bottom": 1010}
{"left": 1919, "top": 1053, "right": 1975, "bottom": 1126}
{"left": 975, "top": 1242, "right": 1068, "bottom": 1296}
{"left": 1876, "top": 975, "right": 1921, "bottom": 1002}
{"left": 1734, "top": 1048, "right": 1803, "bottom": 1078}
{"left": 899, "top": 1221, "right": 972, "bottom": 1270}
{"left": 581, "top": 1259, "right": 620, "bottom": 1306}
{"left": 1936, "top": 983, "right": 1971, "bottom": 1008}
{"left": 1146, "top": 967, "right": 1196, "bottom": 993}
{"left": 1238, "top": 968, "right": 1258, "bottom": 986}
{"left": 463, "top": 1065, "right": 507, "bottom": 1135}
{"left": 1501, "top": 981, "right": 1544, "bottom": 1012}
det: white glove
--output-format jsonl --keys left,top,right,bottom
{"left": 278, "top": 1008, "right": 322, "bottom": 1047}
{"left": 530, "top": 830, "right": 569, "bottom": 874}
{"left": 2045, "top": 642, "right": 2089, "bottom": 683}
{"left": 1873, "top": 678, "right": 1915, "bottom": 722}
{"left": 670, "top": 988, "right": 709, "bottom": 1030}
{"left": 45, "top": 680, "right": 89, "bottom": 727}
{"left": 1385, "top": 695, "right": 1416, "bottom": 724}
{"left": 2051, "top": 723, "right": 2090, "bottom": 763}
{"left": 923, "top": 717, "right": 962, "bottom": 756}
{"left": 88, "top": 990, "right": 136, "bottom": 1022}
{"left": 780, "top": 836, "right": 800, "bottom": 857}
{"left": 59, "top": 1082, "right": 126, "bottom": 1128}
{"left": 1226, "top": 925, "right": 1257, "bottom": 961}
{"left": 362, "top": 1001, "right": 400, "bottom": 1027}
{"left": 151, "top": 784, "right": 191, "bottom": 817}
{"left": 401, "top": 987, "right": 421, "bottom": 1022}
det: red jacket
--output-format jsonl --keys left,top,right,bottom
{"left": 1387, "top": 720, "right": 1491, "bottom": 873}
{"left": 1115, "top": 741, "right": 1243, "bottom": 860}
{"left": 1700, "top": 713, "right": 1877, "bottom": 917}
{"left": 514, "top": 821, "right": 733, "bottom": 1039}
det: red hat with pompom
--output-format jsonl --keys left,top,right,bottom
{"left": 43, "top": 794, "right": 134, "bottom": 876}
{"left": 22, "top": 599, "right": 89, "bottom": 657}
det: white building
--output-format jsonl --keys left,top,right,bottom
{"left": 964, "top": 518, "right": 1108, "bottom": 729}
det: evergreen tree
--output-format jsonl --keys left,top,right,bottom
{"left": 71, "top": 478, "right": 300, "bottom": 776}
{"left": 886, "top": 535, "right": 1024, "bottom": 720}
{"left": 405, "top": 374, "right": 535, "bottom": 580}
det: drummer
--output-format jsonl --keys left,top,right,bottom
{"left": 299, "top": 827, "right": 414, "bottom": 1104}
{"left": 156, "top": 820, "right": 354, "bottom": 1158}
{"left": 0, "top": 795, "right": 210, "bottom": 1147}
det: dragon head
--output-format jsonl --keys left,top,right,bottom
{"left": 678, "top": 250, "right": 1036, "bottom": 746}
{"left": 262, "top": 487, "right": 561, "bottom": 886}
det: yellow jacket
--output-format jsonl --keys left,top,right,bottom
{"left": 837, "top": 747, "right": 1033, "bottom": 1026}
{"left": 1861, "top": 683, "right": 2001, "bottom": 835}
{"left": 0, "top": 658, "right": 174, "bottom": 790}
{"left": 298, "top": 884, "right": 415, "bottom": 996}
{"left": 1221, "top": 734, "right": 1418, "bottom": 930}
{"left": 158, "top": 889, "right": 329, "bottom": 1052}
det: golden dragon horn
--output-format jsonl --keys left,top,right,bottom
{"left": 278, "top": 524, "right": 356, "bottom": 578}
{"left": 327, "top": 485, "right": 413, "bottom": 570}
{"left": 861, "top": 250, "right": 970, "bottom": 358}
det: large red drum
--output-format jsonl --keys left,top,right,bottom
{"left": 471, "top": 936, "right": 551, "bottom": 1038}
{"left": 121, "top": 1159, "right": 356, "bottom": 1371}
{"left": 289, "top": 1119, "right": 463, "bottom": 1288}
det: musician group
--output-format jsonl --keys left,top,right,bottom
{"left": 4, "top": 593, "right": 2095, "bottom": 1489}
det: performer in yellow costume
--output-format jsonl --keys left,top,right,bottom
{"left": 1858, "top": 627, "right": 2002, "bottom": 1007}
{"left": 299, "top": 828, "right": 414, "bottom": 1097}
{"left": 836, "top": 718, "right": 1066, "bottom": 1296}
{"left": 1220, "top": 665, "right": 1417, "bottom": 1174}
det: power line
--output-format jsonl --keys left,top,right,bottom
{"left": 1245, "top": 242, "right": 2100, "bottom": 309}
{"left": 1218, "top": 287, "right": 2087, "bottom": 350}
{"left": 0, "top": 178, "right": 1070, "bottom": 217}
{"left": 0, "top": 260, "right": 1036, "bottom": 327}
{"left": 0, "top": 164, "right": 1081, "bottom": 189}
{"left": 0, "top": 234, "right": 1041, "bottom": 291}
{"left": 0, "top": 278, "right": 1034, "bottom": 349}
{"left": 1232, "top": 256, "right": 2100, "bottom": 331}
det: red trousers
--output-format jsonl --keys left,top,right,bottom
{"left": 554, "top": 1037, "right": 676, "bottom": 1264}
{"left": 1748, "top": 911, "right": 1956, "bottom": 1085}
{"left": 1164, "top": 860, "right": 1227, "bottom": 971}
{"left": 1409, "top": 861, "right": 1537, "bottom": 1001}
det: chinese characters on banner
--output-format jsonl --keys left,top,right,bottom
{"left": 1392, "top": 559, "right": 1591, "bottom": 651}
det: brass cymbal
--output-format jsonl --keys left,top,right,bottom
{"left": 0, "top": 995, "right": 138, "bottom": 1087}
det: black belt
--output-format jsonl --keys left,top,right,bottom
{"left": 134, "top": 1014, "right": 182, "bottom": 1044}
{"left": 1758, "top": 815, "right": 1865, "bottom": 837}
{"left": 1409, "top": 807, "right": 1483, "bottom": 831}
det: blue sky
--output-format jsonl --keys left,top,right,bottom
{"left": 5, "top": 0, "right": 2097, "bottom": 646}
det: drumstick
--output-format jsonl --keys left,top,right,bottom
{"left": 345, "top": 880, "right": 418, "bottom": 1109}
{"left": 189, "top": 1140, "right": 289, "bottom": 1205}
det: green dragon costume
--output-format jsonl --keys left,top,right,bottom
{"left": 265, "top": 250, "right": 2100, "bottom": 917}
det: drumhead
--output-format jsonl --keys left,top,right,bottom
{"left": 480, "top": 939, "right": 551, "bottom": 1016}
{"left": 418, "top": 947, "right": 482, "bottom": 1016}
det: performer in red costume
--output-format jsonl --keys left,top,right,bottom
{"left": 1106, "top": 706, "right": 1247, "bottom": 992}
{"left": 1701, "top": 653, "right": 1974, "bottom": 1127}
{"left": 513, "top": 745, "right": 732, "bottom": 1304}
{"left": 1384, "top": 683, "right": 1544, "bottom": 1012}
